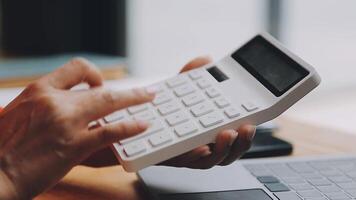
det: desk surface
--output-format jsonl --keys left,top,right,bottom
{"left": 35, "top": 117, "right": 356, "bottom": 200}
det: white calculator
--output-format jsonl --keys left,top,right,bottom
{"left": 103, "top": 33, "right": 321, "bottom": 172}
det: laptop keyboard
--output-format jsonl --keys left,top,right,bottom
{"left": 244, "top": 158, "right": 356, "bottom": 200}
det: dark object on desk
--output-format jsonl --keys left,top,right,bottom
{"left": 242, "top": 129, "right": 293, "bottom": 159}
{"left": 158, "top": 189, "right": 272, "bottom": 200}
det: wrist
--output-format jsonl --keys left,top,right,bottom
{"left": 0, "top": 169, "right": 19, "bottom": 200}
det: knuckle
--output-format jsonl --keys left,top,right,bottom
{"left": 69, "top": 57, "right": 96, "bottom": 73}
{"left": 25, "top": 82, "right": 45, "bottom": 95}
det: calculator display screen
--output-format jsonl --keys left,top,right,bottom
{"left": 231, "top": 35, "right": 309, "bottom": 97}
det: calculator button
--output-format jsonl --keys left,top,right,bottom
{"left": 181, "top": 93, "right": 204, "bottom": 107}
{"left": 205, "top": 87, "right": 220, "bottom": 98}
{"left": 174, "top": 121, "right": 198, "bottom": 137}
{"left": 199, "top": 112, "right": 224, "bottom": 128}
{"left": 224, "top": 107, "right": 241, "bottom": 118}
{"left": 123, "top": 141, "right": 146, "bottom": 157}
{"left": 152, "top": 92, "right": 172, "bottom": 105}
{"left": 133, "top": 110, "right": 155, "bottom": 121}
{"left": 148, "top": 132, "right": 172, "bottom": 147}
{"left": 173, "top": 84, "right": 195, "bottom": 97}
{"left": 214, "top": 97, "right": 230, "bottom": 108}
{"left": 166, "top": 76, "right": 187, "bottom": 88}
{"left": 165, "top": 111, "right": 189, "bottom": 126}
{"left": 128, "top": 104, "right": 148, "bottom": 114}
{"left": 104, "top": 110, "right": 126, "bottom": 123}
{"left": 196, "top": 79, "right": 211, "bottom": 89}
{"left": 120, "top": 119, "right": 164, "bottom": 144}
{"left": 157, "top": 102, "right": 180, "bottom": 116}
{"left": 190, "top": 102, "right": 214, "bottom": 117}
{"left": 242, "top": 102, "right": 258, "bottom": 112}
{"left": 188, "top": 69, "right": 203, "bottom": 80}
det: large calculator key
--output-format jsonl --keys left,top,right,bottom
{"left": 188, "top": 69, "right": 203, "bottom": 80}
{"left": 157, "top": 102, "right": 180, "bottom": 116}
{"left": 190, "top": 102, "right": 214, "bottom": 117}
{"left": 224, "top": 107, "right": 241, "bottom": 118}
{"left": 104, "top": 110, "right": 126, "bottom": 123}
{"left": 166, "top": 76, "right": 187, "bottom": 88}
{"left": 214, "top": 97, "right": 230, "bottom": 108}
{"left": 120, "top": 119, "right": 164, "bottom": 144}
{"left": 199, "top": 112, "right": 224, "bottom": 128}
{"left": 128, "top": 104, "right": 149, "bottom": 114}
{"left": 152, "top": 92, "right": 172, "bottom": 105}
{"left": 148, "top": 132, "right": 172, "bottom": 147}
{"left": 165, "top": 111, "right": 189, "bottom": 126}
{"left": 196, "top": 79, "right": 211, "bottom": 89}
{"left": 173, "top": 84, "right": 195, "bottom": 97}
{"left": 181, "top": 93, "right": 204, "bottom": 107}
{"left": 133, "top": 110, "right": 155, "bottom": 121}
{"left": 242, "top": 102, "right": 258, "bottom": 112}
{"left": 123, "top": 141, "right": 146, "bottom": 157}
{"left": 205, "top": 87, "right": 220, "bottom": 98}
{"left": 174, "top": 121, "right": 198, "bottom": 137}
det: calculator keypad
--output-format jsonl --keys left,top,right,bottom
{"left": 104, "top": 69, "right": 259, "bottom": 158}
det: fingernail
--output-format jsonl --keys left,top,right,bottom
{"left": 136, "top": 120, "right": 150, "bottom": 130}
{"left": 229, "top": 130, "right": 239, "bottom": 146}
{"left": 247, "top": 126, "right": 256, "bottom": 141}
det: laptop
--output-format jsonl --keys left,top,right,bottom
{"left": 138, "top": 155, "right": 356, "bottom": 200}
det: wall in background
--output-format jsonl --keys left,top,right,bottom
{"left": 280, "top": 0, "right": 356, "bottom": 92}
{"left": 128, "top": 0, "right": 268, "bottom": 77}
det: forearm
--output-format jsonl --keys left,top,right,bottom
{"left": 0, "top": 169, "right": 18, "bottom": 200}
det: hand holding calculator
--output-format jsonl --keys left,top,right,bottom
{"left": 102, "top": 33, "right": 321, "bottom": 172}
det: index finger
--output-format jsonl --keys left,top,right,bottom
{"left": 76, "top": 87, "right": 156, "bottom": 122}
{"left": 40, "top": 57, "right": 103, "bottom": 89}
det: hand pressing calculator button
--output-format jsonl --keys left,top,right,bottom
{"left": 108, "top": 33, "right": 321, "bottom": 172}
{"left": 119, "top": 119, "right": 164, "bottom": 145}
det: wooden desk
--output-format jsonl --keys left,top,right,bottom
{"left": 35, "top": 117, "right": 356, "bottom": 200}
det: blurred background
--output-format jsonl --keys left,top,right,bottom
{"left": 0, "top": 0, "right": 355, "bottom": 134}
